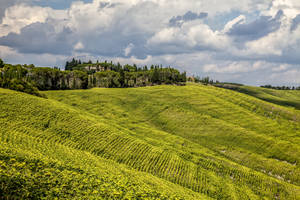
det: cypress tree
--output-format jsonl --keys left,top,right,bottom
{"left": 0, "top": 58, "right": 4, "bottom": 68}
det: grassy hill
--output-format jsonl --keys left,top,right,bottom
{"left": 215, "top": 83, "right": 300, "bottom": 110}
{"left": 0, "top": 83, "right": 299, "bottom": 199}
{"left": 234, "top": 86, "right": 300, "bottom": 110}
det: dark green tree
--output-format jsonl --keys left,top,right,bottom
{"left": 133, "top": 64, "right": 138, "bottom": 72}
{"left": 0, "top": 59, "right": 4, "bottom": 68}
{"left": 65, "top": 61, "right": 70, "bottom": 70}
{"left": 180, "top": 71, "right": 187, "bottom": 82}
{"left": 119, "top": 69, "right": 125, "bottom": 87}
{"left": 152, "top": 68, "right": 160, "bottom": 84}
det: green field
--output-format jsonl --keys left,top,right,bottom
{"left": 0, "top": 83, "right": 300, "bottom": 199}
{"left": 233, "top": 86, "right": 300, "bottom": 110}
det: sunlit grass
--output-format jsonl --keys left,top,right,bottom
{"left": 0, "top": 83, "right": 299, "bottom": 199}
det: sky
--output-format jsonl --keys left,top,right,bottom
{"left": 0, "top": 0, "right": 300, "bottom": 86}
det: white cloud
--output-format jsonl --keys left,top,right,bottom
{"left": 272, "top": 64, "right": 289, "bottom": 72}
{"left": 203, "top": 61, "right": 254, "bottom": 73}
{"left": 262, "top": 0, "right": 300, "bottom": 18}
{"left": 202, "top": 60, "right": 292, "bottom": 74}
{"left": 67, "top": 1, "right": 117, "bottom": 34}
{"left": 223, "top": 15, "right": 246, "bottom": 33}
{"left": 0, "top": 3, "right": 67, "bottom": 37}
{"left": 74, "top": 42, "right": 84, "bottom": 50}
{"left": 242, "top": 12, "right": 300, "bottom": 58}
{"left": 0, "top": 0, "right": 300, "bottom": 85}
{"left": 0, "top": 45, "right": 16, "bottom": 59}
{"left": 147, "top": 21, "right": 230, "bottom": 53}
{"left": 270, "top": 69, "right": 300, "bottom": 84}
{"left": 0, "top": 45, "right": 67, "bottom": 67}
{"left": 124, "top": 43, "right": 134, "bottom": 57}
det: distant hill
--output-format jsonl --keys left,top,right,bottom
{"left": 215, "top": 83, "right": 300, "bottom": 110}
{"left": 0, "top": 83, "right": 299, "bottom": 199}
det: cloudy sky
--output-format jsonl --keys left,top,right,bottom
{"left": 0, "top": 0, "right": 300, "bottom": 86}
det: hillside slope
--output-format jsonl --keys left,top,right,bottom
{"left": 1, "top": 83, "right": 300, "bottom": 199}
{"left": 217, "top": 84, "right": 300, "bottom": 110}
{"left": 239, "top": 86, "right": 300, "bottom": 110}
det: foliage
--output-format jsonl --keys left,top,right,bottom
{"left": 0, "top": 59, "right": 187, "bottom": 95}
{"left": 28, "top": 67, "right": 88, "bottom": 90}
{"left": 91, "top": 71, "right": 121, "bottom": 88}
{"left": 0, "top": 58, "right": 4, "bottom": 68}
{"left": 188, "top": 76, "right": 220, "bottom": 85}
{"left": 0, "top": 64, "right": 43, "bottom": 97}
{"left": 0, "top": 151, "right": 188, "bottom": 200}
{"left": 261, "top": 85, "right": 300, "bottom": 90}
{"left": 64, "top": 58, "right": 187, "bottom": 87}
{"left": 0, "top": 78, "right": 43, "bottom": 97}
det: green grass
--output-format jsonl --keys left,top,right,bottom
{"left": 230, "top": 85, "right": 300, "bottom": 110}
{"left": 0, "top": 83, "right": 299, "bottom": 199}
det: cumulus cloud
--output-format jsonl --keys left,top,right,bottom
{"left": 240, "top": 12, "right": 300, "bottom": 62}
{"left": 291, "top": 14, "right": 300, "bottom": 30}
{"left": 74, "top": 42, "right": 84, "bottom": 50}
{"left": 272, "top": 64, "right": 290, "bottom": 72}
{"left": 228, "top": 10, "right": 283, "bottom": 41}
{"left": 270, "top": 69, "right": 300, "bottom": 85}
{"left": 0, "top": 3, "right": 67, "bottom": 37}
{"left": 0, "top": 0, "right": 299, "bottom": 85}
{"left": 124, "top": 43, "right": 134, "bottom": 57}
{"left": 0, "top": 22, "right": 75, "bottom": 55}
{"left": 262, "top": 0, "right": 300, "bottom": 18}
{"left": 147, "top": 22, "right": 230, "bottom": 55}
{"left": 0, "top": 0, "right": 17, "bottom": 23}
{"left": 0, "top": 45, "right": 67, "bottom": 67}
{"left": 203, "top": 62, "right": 252, "bottom": 74}
{"left": 223, "top": 15, "right": 246, "bottom": 33}
{"left": 203, "top": 61, "right": 273, "bottom": 74}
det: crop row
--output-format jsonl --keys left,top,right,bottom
{"left": 1, "top": 89, "right": 299, "bottom": 199}
{"left": 1, "top": 124, "right": 297, "bottom": 199}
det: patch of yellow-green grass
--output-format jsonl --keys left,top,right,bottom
{"left": 1, "top": 84, "right": 300, "bottom": 199}
{"left": 234, "top": 85, "right": 300, "bottom": 110}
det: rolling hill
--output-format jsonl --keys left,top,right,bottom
{"left": 0, "top": 83, "right": 299, "bottom": 199}
{"left": 232, "top": 85, "right": 300, "bottom": 110}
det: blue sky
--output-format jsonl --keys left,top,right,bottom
{"left": 33, "top": 0, "right": 93, "bottom": 9}
{"left": 0, "top": 0, "right": 300, "bottom": 86}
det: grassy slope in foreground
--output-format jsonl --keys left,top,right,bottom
{"left": 0, "top": 83, "right": 299, "bottom": 199}
{"left": 0, "top": 88, "right": 205, "bottom": 200}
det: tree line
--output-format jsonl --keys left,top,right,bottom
{"left": 260, "top": 85, "right": 300, "bottom": 90}
{"left": 65, "top": 58, "right": 186, "bottom": 88}
{"left": 188, "top": 76, "right": 220, "bottom": 85}
{"left": 0, "top": 58, "right": 186, "bottom": 96}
